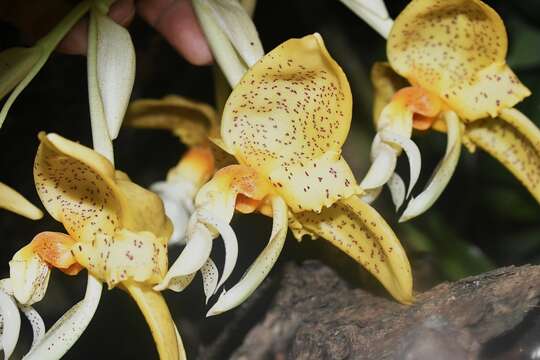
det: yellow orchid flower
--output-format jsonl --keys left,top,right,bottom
{"left": 0, "top": 184, "right": 44, "bottom": 359}
{"left": 125, "top": 95, "right": 234, "bottom": 246}
{"left": 361, "top": 0, "right": 539, "bottom": 221}
{"left": 3, "top": 133, "right": 184, "bottom": 359}
{"left": 155, "top": 34, "right": 413, "bottom": 316}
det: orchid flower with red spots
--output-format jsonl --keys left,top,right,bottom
{"left": 125, "top": 95, "right": 240, "bottom": 298}
{"left": 2, "top": 133, "right": 185, "bottom": 359}
{"left": 0, "top": 184, "right": 44, "bottom": 360}
{"left": 361, "top": 0, "right": 539, "bottom": 221}
{"left": 125, "top": 95, "right": 238, "bottom": 248}
{"left": 155, "top": 34, "right": 413, "bottom": 316}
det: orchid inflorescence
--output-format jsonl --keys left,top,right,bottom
{"left": 0, "top": 0, "right": 539, "bottom": 359}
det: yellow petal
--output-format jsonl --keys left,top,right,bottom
{"left": 388, "top": 0, "right": 530, "bottom": 121}
{"left": 293, "top": 195, "right": 413, "bottom": 303}
{"left": 0, "top": 182, "right": 43, "bottom": 220}
{"left": 125, "top": 95, "right": 219, "bottom": 146}
{"left": 221, "top": 33, "right": 360, "bottom": 212}
{"left": 124, "top": 282, "right": 185, "bottom": 360}
{"left": 73, "top": 229, "right": 168, "bottom": 288}
{"left": 34, "top": 132, "right": 172, "bottom": 243}
{"left": 465, "top": 108, "right": 540, "bottom": 203}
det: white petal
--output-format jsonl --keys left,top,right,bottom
{"left": 87, "top": 10, "right": 114, "bottom": 162}
{"left": 339, "top": 0, "right": 393, "bottom": 39}
{"left": 151, "top": 181, "right": 196, "bottom": 246}
{"left": 360, "top": 139, "right": 397, "bottom": 190}
{"left": 192, "top": 0, "right": 248, "bottom": 86}
{"left": 19, "top": 305, "right": 45, "bottom": 351}
{"left": 380, "top": 130, "right": 422, "bottom": 197}
{"left": 154, "top": 219, "right": 213, "bottom": 291}
{"left": 207, "top": 196, "right": 288, "bottom": 316}
{"left": 95, "top": 12, "right": 136, "bottom": 139}
{"left": 387, "top": 173, "right": 406, "bottom": 210}
{"left": 166, "top": 273, "right": 196, "bottom": 293}
{"left": 0, "top": 289, "right": 21, "bottom": 359}
{"left": 359, "top": 186, "right": 382, "bottom": 204}
{"left": 199, "top": 210, "right": 238, "bottom": 290}
{"left": 201, "top": 258, "right": 219, "bottom": 304}
{"left": 400, "top": 111, "right": 462, "bottom": 222}
{"left": 201, "top": 0, "right": 263, "bottom": 67}
{"left": 23, "top": 274, "right": 102, "bottom": 360}
{"left": 9, "top": 254, "right": 50, "bottom": 305}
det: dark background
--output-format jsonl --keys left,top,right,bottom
{"left": 1, "top": 0, "right": 540, "bottom": 358}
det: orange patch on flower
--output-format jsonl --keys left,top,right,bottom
{"left": 31, "top": 231, "right": 83, "bottom": 275}
{"left": 393, "top": 86, "right": 443, "bottom": 130}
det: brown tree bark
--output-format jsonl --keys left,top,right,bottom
{"left": 225, "top": 261, "right": 540, "bottom": 360}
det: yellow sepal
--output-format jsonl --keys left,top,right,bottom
{"left": 221, "top": 33, "right": 360, "bottom": 212}
{"left": 292, "top": 195, "right": 413, "bottom": 303}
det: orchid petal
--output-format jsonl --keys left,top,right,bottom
{"left": 222, "top": 34, "right": 360, "bottom": 212}
{"left": 400, "top": 111, "right": 462, "bottom": 222}
{"left": 360, "top": 186, "right": 383, "bottom": 204}
{"left": 388, "top": 173, "right": 406, "bottom": 210}
{"left": 466, "top": 108, "right": 540, "bottom": 203}
{"left": 124, "top": 282, "right": 182, "bottom": 360}
{"left": 125, "top": 95, "right": 219, "bottom": 146}
{"left": 19, "top": 305, "right": 45, "bottom": 351}
{"left": 388, "top": 0, "right": 530, "bottom": 121}
{"left": 87, "top": 9, "right": 113, "bottom": 159}
{"left": 34, "top": 132, "right": 172, "bottom": 242}
{"left": 199, "top": 0, "right": 263, "bottom": 67}
{"left": 201, "top": 258, "right": 219, "bottom": 304}
{"left": 74, "top": 229, "right": 168, "bottom": 288}
{"left": 198, "top": 210, "right": 238, "bottom": 290}
{"left": 294, "top": 195, "right": 413, "bottom": 303}
{"left": 9, "top": 253, "right": 50, "bottom": 306}
{"left": 380, "top": 130, "right": 422, "bottom": 197}
{"left": 0, "top": 289, "right": 20, "bottom": 359}
{"left": 360, "top": 140, "right": 397, "bottom": 190}
{"left": 154, "top": 221, "right": 213, "bottom": 291}
{"left": 151, "top": 181, "right": 195, "bottom": 246}
{"left": 34, "top": 133, "right": 172, "bottom": 286}
{"left": 0, "top": 182, "right": 43, "bottom": 220}
{"left": 193, "top": 0, "right": 247, "bottom": 86}
{"left": 339, "top": 0, "right": 393, "bottom": 38}
{"left": 23, "top": 274, "right": 102, "bottom": 360}
{"left": 167, "top": 273, "right": 196, "bottom": 293}
{"left": 94, "top": 10, "right": 136, "bottom": 139}
{"left": 207, "top": 196, "right": 288, "bottom": 316}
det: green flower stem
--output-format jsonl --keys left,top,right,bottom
{"left": 0, "top": 1, "right": 93, "bottom": 127}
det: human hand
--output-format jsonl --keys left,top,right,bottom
{"left": 1, "top": 0, "right": 212, "bottom": 65}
